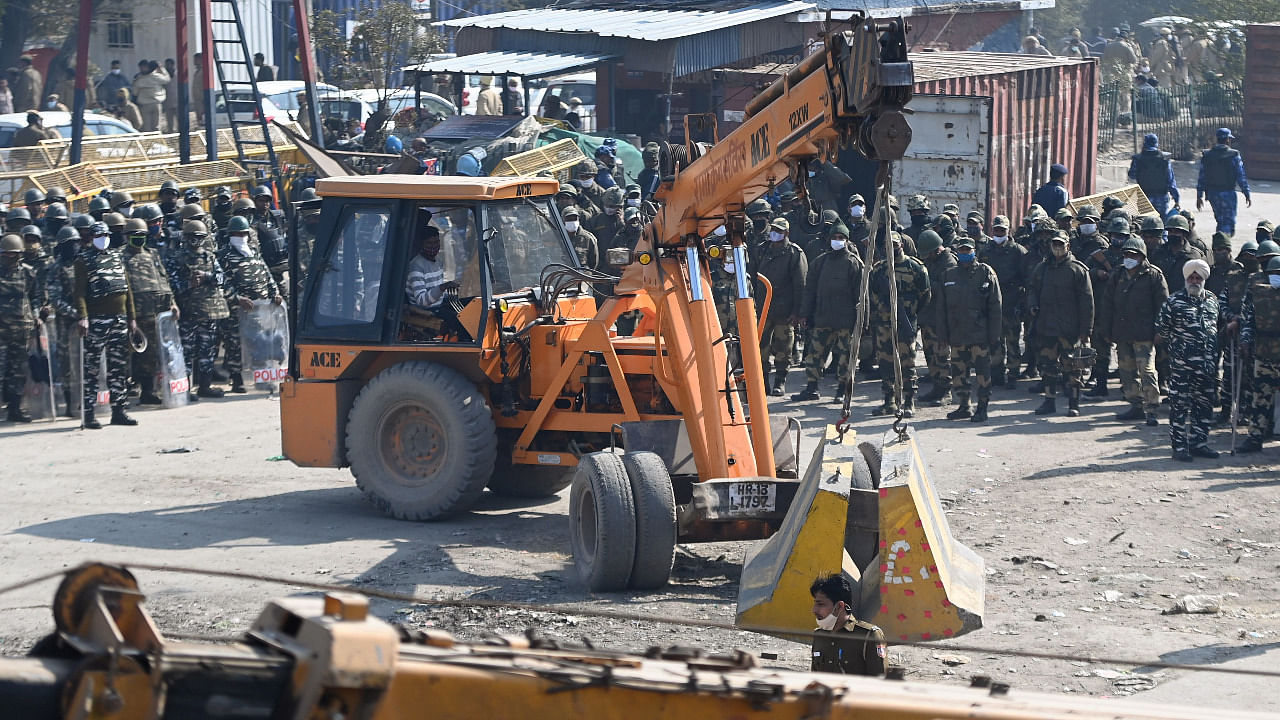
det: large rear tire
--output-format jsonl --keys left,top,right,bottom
{"left": 346, "top": 362, "right": 496, "bottom": 521}
{"left": 858, "top": 438, "right": 882, "bottom": 488}
{"left": 569, "top": 452, "right": 636, "bottom": 592}
{"left": 622, "top": 452, "right": 676, "bottom": 590}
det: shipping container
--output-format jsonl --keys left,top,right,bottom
{"left": 1244, "top": 23, "right": 1280, "bottom": 180}
{"left": 705, "top": 51, "right": 1098, "bottom": 224}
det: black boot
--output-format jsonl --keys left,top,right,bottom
{"left": 197, "top": 378, "right": 225, "bottom": 399}
{"left": 870, "top": 395, "right": 896, "bottom": 416}
{"left": 139, "top": 376, "right": 162, "bottom": 405}
{"left": 770, "top": 371, "right": 786, "bottom": 397}
{"left": 1145, "top": 411, "right": 1159, "bottom": 427}
{"left": 834, "top": 381, "right": 849, "bottom": 400}
{"left": 1116, "top": 404, "right": 1144, "bottom": 421}
{"left": 970, "top": 398, "right": 989, "bottom": 422}
{"left": 791, "top": 381, "right": 820, "bottom": 401}
{"left": 6, "top": 401, "right": 32, "bottom": 423}
{"left": 61, "top": 388, "right": 76, "bottom": 417}
{"left": 1085, "top": 376, "right": 1108, "bottom": 397}
{"left": 110, "top": 406, "right": 138, "bottom": 426}
{"left": 1034, "top": 385, "right": 1056, "bottom": 415}
{"left": 83, "top": 408, "right": 102, "bottom": 430}
{"left": 230, "top": 375, "right": 247, "bottom": 394}
{"left": 901, "top": 392, "right": 916, "bottom": 418}
{"left": 946, "top": 400, "right": 972, "bottom": 420}
{"left": 1066, "top": 387, "right": 1080, "bottom": 417}
{"left": 1027, "top": 380, "right": 1045, "bottom": 394}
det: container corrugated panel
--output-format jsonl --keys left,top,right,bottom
{"left": 1245, "top": 23, "right": 1280, "bottom": 180}
{"left": 206, "top": 0, "right": 274, "bottom": 83}
{"left": 912, "top": 52, "right": 1098, "bottom": 224}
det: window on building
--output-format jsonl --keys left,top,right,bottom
{"left": 106, "top": 14, "right": 135, "bottom": 49}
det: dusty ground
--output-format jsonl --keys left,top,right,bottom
{"left": 0, "top": 162, "right": 1277, "bottom": 713}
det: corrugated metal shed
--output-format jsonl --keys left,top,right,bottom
{"left": 1244, "top": 23, "right": 1280, "bottom": 180}
{"left": 404, "top": 51, "right": 616, "bottom": 79}
{"left": 434, "top": 1, "right": 812, "bottom": 40}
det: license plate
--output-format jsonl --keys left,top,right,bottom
{"left": 728, "top": 482, "right": 776, "bottom": 513}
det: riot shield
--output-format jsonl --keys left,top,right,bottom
{"left": 239, "top": 300, "right": 290, "bottom": 392}
{"left": 20, "top": 325, "right": 55, "bottom": 420}
{"left": 156, "top": 311, "right": 190, "bottom": 408}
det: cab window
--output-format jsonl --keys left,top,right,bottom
{"left": 312, "top": 206, "right": 391, "bottom": 329}
{"left": 399, "top": 205, "right": 482, "bottom": 343}
{"left": 486, "top": 198, "right": 577, "bottom": 295}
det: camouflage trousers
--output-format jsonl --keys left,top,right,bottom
{"left": 1116, "top": 341, "right": 1160, "bottom": 412}
{"left": 0, "top": 330, "right": 28, "bottom": 403}
{"left": 949, "top": 344, "right": 992, "bottom": 403}
{"left": 874, "top": 323, "right": 917, "bottom": 395}
{"left": 804, "top": 326, "right": 852, "bottom": 382}
{"left": 1036, "top": 335, "right": 1082, "bottom": 396}
{"left": 921, "top": 325, "right": 950, "bottom": 385}
{"left": 760, "top": 318, "right": 795, "bottom": 379}
{"left": 181, "top": 317, "right": 222, "bottom": 382}
{"left": 991, "top": 312, "right": 1022, "bottom": 381}
{"left": 83, "top": 314, "right": 130, "bottom": 412}
{"left": 1247, "top": 358, "right": 1280, "bottom": 442}
{"left": 1219, "top": 341, "right": 1252, "bottom": 410}
{"left": 222, "top": 311, "right": 243, "bottom": 375}
{"left": 1168, "top": 363, "right": 1215, "bottom": 452}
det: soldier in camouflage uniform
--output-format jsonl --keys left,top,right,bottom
{"left": 561, "top": 205, "right": 599, "bottom": 271}
{"left": 1028, "top": 232, "right": 1094, "bottom": 417}
{"left": 20, "top": 225, "right": 54, "bottom": 299}
{"left": 916, "top": 230, "right": 955, "bottom": 405}
{"left": 167, "top": 220, "right": 229, "bottom": 399}
{"left": 220, "top": 216, "right": 283, "bottom": 393}
{"left": 793, "top": 223, "right": 862, "bottom": 401}
{"left": 211, "top": 186, "right": 234, "bottom": 231}
{"left": 47, "top": 226, "right": 81, "bottom": 415}
{"left": 868, "top": 232, "right": 929, "bottom": 417}
{"left": 979, "top": 215, "right": 1026, "bottom": 389}
{"left": 1155, "top": 259, "right": 1220, "bottom": 460}
{"left": 1237, "top": 256, "right": 1280, "bottom": 453}
{"left": 74, "top": 222, "right": 138, "bottom": 428}
{"left": 755, "top": 217, "right": 807, "bottom": 396}
{"left": 1078, "top": 210, "right": 1117, "bottom": 397}
{"left": 1, "top": 233, "right": 45, "bottom": 422}
{"left": 250, "top": 186, "right": 289, "bottom": 303}
{"left": 122, "top": 218, "right": 178, "bottom": 405}
{"left": 1101, "top": 237, "right": 1168, "bottom": 426}
{"left": 1215, "top": 238, "right": 1257, "bottom": 423}
{"left": 938, "top": 237, "right": 1001, "bottom": 422}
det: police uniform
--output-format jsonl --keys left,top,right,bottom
{"left": 0, "top": 245, "right": 44, "bottom": 421}
{"left": 1028, "top": 237, "right": 1094, "bottom": 415}
{"left": 74, "top": 239, "right": 135, "bottom": 425}
{"left": 1156, "top": 281, "right": 1220, "bottom": 459}
{"left": 1196, "top": 133, "right": 1250, "bottom": 237}
{"left": 869, "top": 248, "right": 929, "bottom": 415}
{"left": 979, "top": 218, "right": 1027, "bottom": 388}
{"left": 811, "top": 619, "right": 887, "bottom": 676}
{"left": 1238, "top": 260, "right": 1280, "bottom": 452}
{"left": 795, "top": 230, "right": 862, "bottom": 399}
{"left": 1100, "top": 240, "right": 1168, "bottom": 423}
{"left": 1215, "top": 246, "right": 1255, "bottom": 418}
{"left": 219, "top": 241, "right": 281, "bottom": 389}
{"left": 917, "top": 231, "right": 955, "bottom": 403}
{"left": 252, "top": 206, "right": 289, "bottom": 301}
{"left": 123, "top": 236, "right": 176, "bottom": 404}
{"left": 166, "top": 225, "right": 229, "bottom": 396}
{"left": 937, "top": 246, "right": 1001, "bottom": 421}
{"left": 755, "top": 219, "right": 807, "bottom": 395}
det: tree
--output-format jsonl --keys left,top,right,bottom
{"left": 311, "top": 0, "right": 443, "bottom": 93}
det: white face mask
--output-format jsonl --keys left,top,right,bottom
{"left": 626, "top": 198, "right": 640, "bottom": 207}
{"left": 563, "top": 220, "right": 579, "bottom": 233}
{"left": 723, "top": 262, "right": 735, "bottom": 274}
{"left": 849, "top": 206, "right": 865, "bottom": 219}
{"left": 579, "top": 178, "right": 594, "bottom": 189}
{"left": 1270, "top": 275, "right": 1280, "bottom": 289}
{"left": 1123, "top": 257, "right": 1139, "bottom": 270}
{"left": 815, "top": 612, "right": 840, "bottom": 631}
{"left": 1079, "top": 223, "right": 1097, "bottom": 235}
{"left": 830, "top": 238, "right": 847, "bottom": 250}
{"left": 231, "top": 235, "right": 252, "bottom": 256}
{"left": 111, "top": 68, "right": 122, "bottom": 75}
{"left": 91, "top": 236, "right": 109, "bottom": 251}
{"left": 992, "top": 232, "right": 1007, "bottom": 244}
{"left": 768, "top": 231, "right": 784, "bottom": 243}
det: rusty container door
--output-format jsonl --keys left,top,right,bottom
{"left": 894, "top": 94, "right": 992, "bottom": 220}
{"left": 1245, "top": 23, "right": 1280, "bottom": 180}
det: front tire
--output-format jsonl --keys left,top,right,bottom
{"left": 346, "top": 362, "right": 496, "bottom": 520}
{"left": 569, "top": 452, "right": 636, "bottom": 592}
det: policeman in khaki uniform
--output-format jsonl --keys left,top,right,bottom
{"left": 938, "top": 236, "right": 1002, "bottom": 422}
{"left": 793, "top": 222, "right": 862, "bottom": 401}
{"left": 1101, "top": 237, "right": 1168, "bottom": 426}
{"left": 754, "top": 217, "right": 807, "bottom": 396}
{"left": 809, "top": 574, "right": 886, "bottom": 677}
{"left": 1, "top": 233, "right": 46, "bottom": 422}
{"left": 74, "top": 222, "right": 138, "bottom": 428}
{"left": 1237, "top": 256, "right": 1280, "bottom": 453}
{"left": 121, "top": 218, "right": 178, "bottom": 405}
{"left": 166, "top": 220, "right": 228, "bottom": 399}
{"left": 869, "top": 230, "right": 930, "bottom": 417}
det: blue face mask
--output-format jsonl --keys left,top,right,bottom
{"left": 957, "top": 252, "right": 975, "bottom": 263}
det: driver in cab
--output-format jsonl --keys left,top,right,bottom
{"left": 406, "top": 225, "right": 456, "bottom": 309}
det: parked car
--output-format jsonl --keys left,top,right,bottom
{"left": 214, "top": 80, "right": 338, "bottom": 127}
{"left": 348, "top": 88, "right": 457, "bottom": 120}
{"left": 529, "top": 73, "right": 597, "bottom": 130}
{"left": 0, "top": 111, "right": 138, "bottom": 147}
{"left": 316, "top": 91, "right": 375, "bottom": 131}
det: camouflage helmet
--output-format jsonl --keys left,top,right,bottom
{"left": 44, "top": 186, "right": 67, "bottom": 203}
{"left": 1075, "top": 204, "right": 1100, "bottom": 221}
{"left": 1109, "top": 209, "right": 1132, "bottom": 224}
{"left": 56, "top": 226, "right": 78, "bottom": 242}
{"left": 1106, "top": 217, "right": 1130, "bottom": 235}
{"left": 932, "top": 215, "right": 955, "bottom": 233}
{"left": 132, "top": 203, "right": 162, "bottom": 221}
{"left": 942, "top": 203, "right": 960, "bottom": 216}
{"left": 1139, "top": 215, "right": 1164, "bottom": 233}
{"left": 104, "top": 212, "right": 126, "bottom": 228}
{"left": 573, "top": 160, "right": 595, "bottom": 176}
{"left": 0, "top": 234, "right": 22, "bottom": 253}
{"left": 227, "top": 216, "right": 251, "bottom": 232}
{"left": 1268, "top": 256, "right": 1280, "bottom": 272}
{"left": 780, "top": 190, "right": 799, "bottom": 203}
{"left": 1027, "top": 203, "right": 1047, "bottom": 219}
{"left": 991, "top": 215, "right": 1010, "bottom": 229}
{"left": 602, "top": 187, "right": 624, "bottom": 207}
{"left": 1257, "top": 239, "right": 1280, "bottom": 259}
{"left": 769, "top": 217, "right": 790, "bottom": 233}
{"left": 906, "top": 194, "right": 930, "bottom": 212}
{"left": 89, "top": 196, "right": 111, "bottom": 213}
{"left": 6, "top": 207, "right": 30, "bottom": 223}
{"left": 23, "top": 188, "right": 45, "bottom": 205}
{"left": 916, "top": 229, "right": 944, "bottom": 255}
{"left": 746, "top": 199, "right": 772, "bottom": 216}
{"left": 125, "top": 217, "right": 148, "bottom": 234}
{"left": 72, "top": 214, "right": 95, "bottom": 229}
{"left": 1101, "top": 195, "right": 1124, "bottom": 212}
{"left": 20, "top": 224, "right": 41, "bottom": 238}
{"left": 1164, "top": 215, "right": 1190, "bottom": 232}
{"left": 1033, "top": 217, "right": 1057, "bottom": 234}
{"left": 179, "top": 203, "right": 206, "bottom": 220}
{"left": 232, "top": 198, "right": 255, "bottom": 213}
{"left": 1121, "top": 237, "right": 1146, "bottom": 255}
{"left": 1054, "top": 207, "right": 1073, "bottom": 221}
{"left": 43, "top": 202, "right": 67, "bottom": 219}
{"left": 182, "top": 220, "right": 209, "bottom": 236}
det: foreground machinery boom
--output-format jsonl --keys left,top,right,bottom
{"left": 3, "top": 564, "right": 1272, "bottom": 720}
{"left": 279, "top": 16, "right": 978, "bottom": 624}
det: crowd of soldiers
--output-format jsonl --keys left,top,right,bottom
{"left": 679, "top": 164, "right": 1280, "bottom": 459}
{"left": 0, "top": 180, "right": 304, "bottom": 429}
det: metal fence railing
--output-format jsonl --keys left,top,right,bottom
{"left": 1097, "top": 80, "right": 1244, "bottom": 160}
